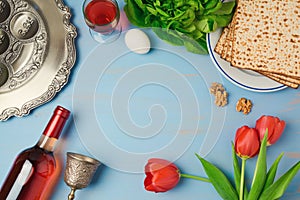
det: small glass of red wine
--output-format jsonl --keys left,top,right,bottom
{"left": 83, "top": 0, "right": 122, "bottom": 43}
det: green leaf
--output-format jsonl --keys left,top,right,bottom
{"left": 152, "top": 28, "right": 184, "bottom": 46}
{"left": 156, "top": 7, "right": 170, "bottom": 17}
{"left": 184, "top": 24, "right": 196, "bottom": 33}
{"left": 232, "top": 142, "right": 241, "bottom": 195}
{"left": 259, "top": 161, "right": 300, "bottom": 200}
{"left": 213, "top": 1, "right": 236, "bottom": 15}
{"left": 232, "top": 142, "right": 249, "bottom": 199}
{"left": 180, "top": 9, "right": 196, "bottom": 27}
{"left": 196, "top": 154, "right": 238, "bottom": 200}
{"left": 146, "top": 6, "right": 157, "bottom": 15}
{"left": 203, "top": 1, "right": 223, "bottom": 15}
{"left": 169, "top": 10, "right": 186, "bottom": 21}
{"left": 198, "top": 3, "right": 205, "bottom": 15}
{"left": 133, "top": 0, "right": 146, "bottom": 10}
{"left": 200, "top": 0, "right": 209, "bottom": 4}
{"left": 182, "top": 35, "right": 208, "bottom": 54}
{"left": 144, "top": 14, "right": 152, "bottom": 25}
{"left": 195, "top": 18, "right": 217, "bottom": 33}
{"left": 124, "top": 0, "right": 147, "bottom": 27}
{"left": 186, "top": 0, "right": 199, "bottom": 9}
{"left": 263, "top": 152, "right": 284, "bottom": 190}
{"left": 213, "top": 14, "right": 234, "bottom": 27}
{"left": 191, "top": 29, "right": 204, "bottom": 40}
{"left": 204, "top": 0, "right": 219, "bottom": 10}
{"left": 247, "top": 132, "right": 268, "bottom": 200}
{"left": 124, "top": 0, "right": 235, "bottom": 54}
{"left": 154, "top": 0, "right": 161, "bottom": 7}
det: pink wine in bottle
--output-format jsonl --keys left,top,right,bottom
{"left": 0, "top": 106, "right": 70, "bottom": 200}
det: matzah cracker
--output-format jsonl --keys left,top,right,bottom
{"left": 259, "top": 72, "right": 299, "bottom": 89}
{"left": 224, "top": 14, "right": 300, "bottom": 85}
{"left": 263, "top": 72, "right": 300, "bottom": 84}
{"left": 214, "top": 27, "right": 229, "bottom": 55}
{"left": 231, "top": 0, "right": 300, "bottom": 78}
{"left": 222, "top": 13, "right": 238, "bottom": 62}
{"left": 221, "top": 23, "right": 233, "bottom": 60}
{"left": 214, "top": 19, "right": 300, "bottom": 87}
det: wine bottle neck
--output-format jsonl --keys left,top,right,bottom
{"left": 36, "top": 106, "right": 70, "bottom": 152}
{"left": 43, "top": 106, "right": 70, "bottom": 139}
{"left": 36, "top": 135, "right": 58, "bottom": 152}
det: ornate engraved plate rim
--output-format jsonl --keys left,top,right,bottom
{"left": 0, "top": 0, "right": 77, "bottom": 121}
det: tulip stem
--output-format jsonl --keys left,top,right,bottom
{"left": 180, "top": 173, "right": 210, "bottom": 183}
{"left": 240, "top": 158, "right": 246, "bottom": 200}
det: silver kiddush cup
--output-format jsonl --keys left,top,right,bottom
{"left": 64, "top": 152, "right": 101, "bottom": 200}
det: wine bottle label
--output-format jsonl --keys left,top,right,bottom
{"left": 6, "top": 160, "right": 33, "bottom": 200}
{"left": 37, "top": 135, "right": 58, "bottom": 152}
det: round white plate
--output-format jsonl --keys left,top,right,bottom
{"left": 207, "top": 29, "right": 286, "bottom": 92}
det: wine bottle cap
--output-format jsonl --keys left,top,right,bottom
{"left": 54, "top": 106, "right": 71, "bottom": 118}
{"left": 43, "top": 106, "right": 71, "bottom": 139}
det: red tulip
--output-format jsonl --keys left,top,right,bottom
{"left": 144, "top": 158, "right": 180, "bottom": 193}
{"left": 255, "top": 115, "right": 286, "bottom": 146}
{"left": 234, "top": 126, "right": 260, "bottom": 159}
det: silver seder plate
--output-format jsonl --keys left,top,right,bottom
{"left": 0, "top": 0, "right": 77, "bottom": 120}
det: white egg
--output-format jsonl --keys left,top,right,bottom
{"left": 125, "top": 29, "right": 151, "bottom": 54}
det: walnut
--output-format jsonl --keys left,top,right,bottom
{"left": 236, "top": 97, "right": 252, "bottom": 114}
{"left": 210, "top": 82, "right": 228, "bottom": 107}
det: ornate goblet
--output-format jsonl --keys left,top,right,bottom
{"left": 64, "top": 152, "right": 101, "bottom": 200}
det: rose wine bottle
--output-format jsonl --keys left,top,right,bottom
{"left": 0, "top": 106, "right": 70, "bottom": 200}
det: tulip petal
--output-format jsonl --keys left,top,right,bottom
{"left": 268, "top": 120, "right": 285, "bottom": 145}
{"left": 144, "top": 158, "right": 180, "bottom": 193}
{"left": 152, "top": 167, "right": 180, "bottom": 191}
{"left": 255, "top": 115, "right": 285, "bottom": 146}
{"left": 144, "top": 175, "right": 155, "bottom": 191}
{"left": 235, "top": 126, "right": 260, "bottom": 158}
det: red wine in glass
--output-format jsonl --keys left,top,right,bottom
{"left": 83, "top": 0, "right": 121, "bottom": 42}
